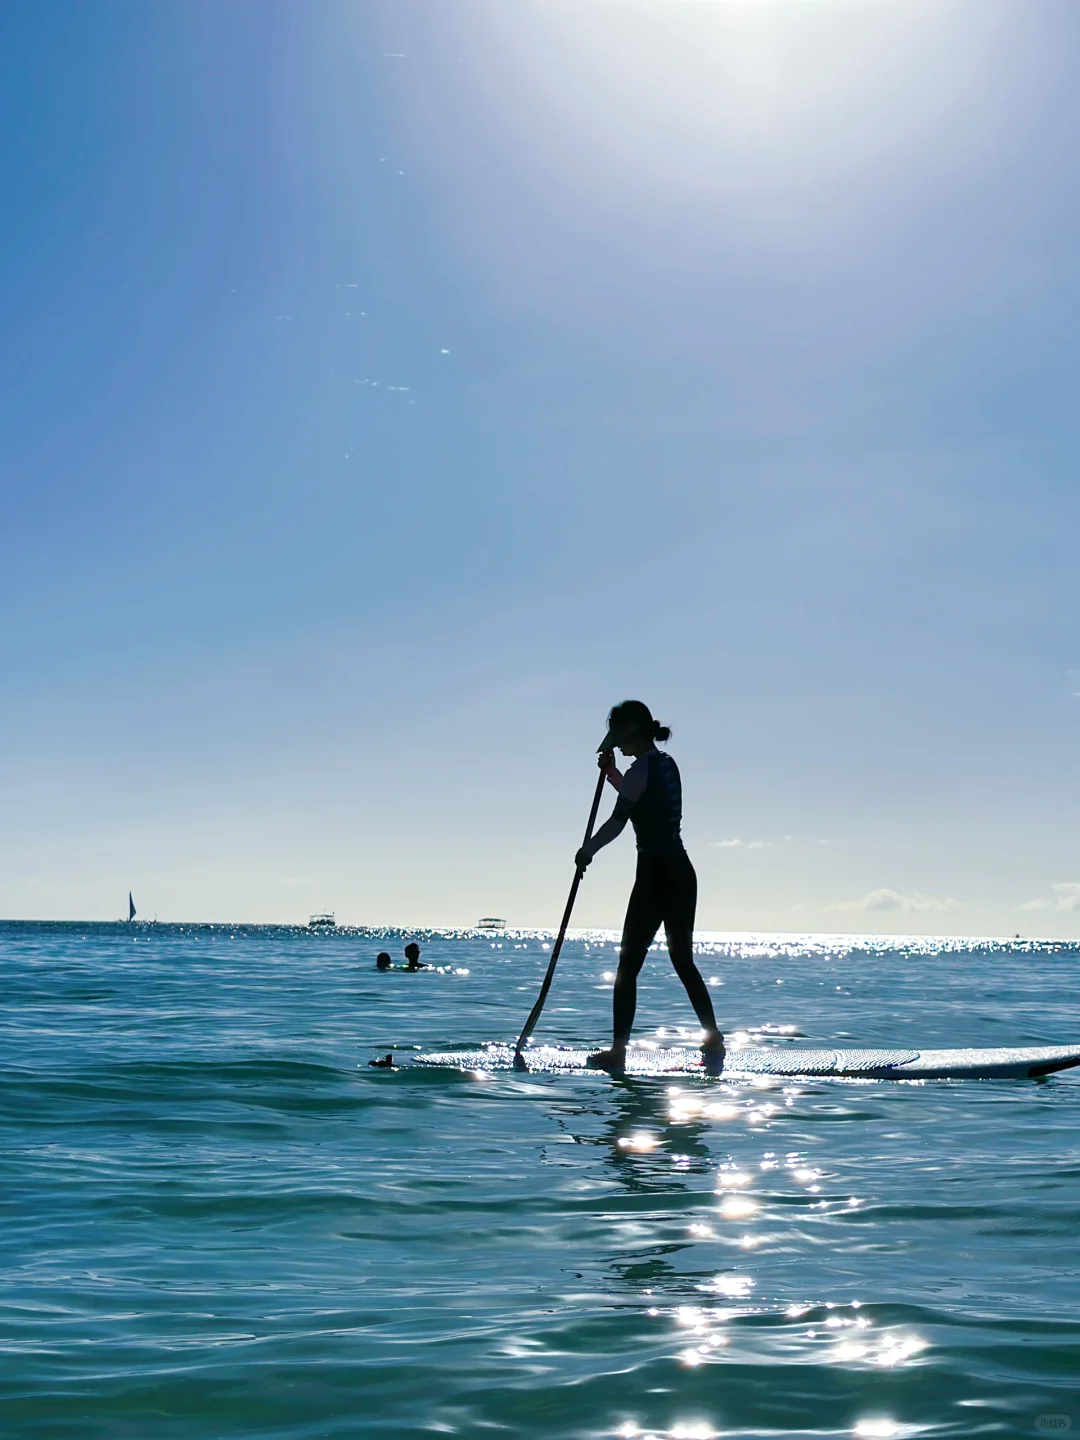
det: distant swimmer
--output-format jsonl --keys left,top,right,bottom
{"left": 576, "top": 700, "right": 724, "bottom": 1075}
{"left": 376, "top": 952, "right": 392, "bottom": 971}
{"left": 403, "top": 942, "right": 427, "bottom": 971}
{"left": 368, "top": 1053, "right": 395, "bottom": 1068}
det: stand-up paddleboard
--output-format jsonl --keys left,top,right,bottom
{"left": 411, "top": 1042, "right": 1080, "bottom": 1080}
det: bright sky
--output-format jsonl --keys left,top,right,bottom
{"left": 2, "top": 0, "right": 1079, "bottom": 936}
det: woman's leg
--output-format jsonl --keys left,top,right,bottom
{"left": 588, "top": 859, "right": 663, "bottom": 1068}
{"left": 662, "top": 856, "right": 722, "bottom": 1057}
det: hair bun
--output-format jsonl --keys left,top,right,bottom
{"left": 653, "top": 722, "right": 672, "bottom": 742}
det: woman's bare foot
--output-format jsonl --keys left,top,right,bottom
{"left": 587, "top": 1047, "right": 627, "bottom": 1072}
{"left": 701, "top": 1033, "right": 726, "bottom": 1075}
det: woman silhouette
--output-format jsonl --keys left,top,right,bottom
{"left": 576, "top": 700, "right": 724, "bottom": 1074}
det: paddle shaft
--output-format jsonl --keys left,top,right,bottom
{"left": 513, "top": 765, "right": 609, "bottom": 1065}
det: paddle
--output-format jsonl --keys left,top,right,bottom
{"left": 513, "top": 757, "right": 610, "bottom": 1070}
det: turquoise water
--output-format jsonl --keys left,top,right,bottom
{"left": 3, "top": 922, "right": 1078, "bottom": 1439}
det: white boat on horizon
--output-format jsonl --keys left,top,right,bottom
{"left": 308, "top": 913, "right": 336, "bottom": 929}
{"left": 477, "top": 917, "right": 506, "bottom": 931}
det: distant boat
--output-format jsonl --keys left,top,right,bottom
{"left": 308, "top": 913, "right": 336, "bottom": 929}
{"left": 477, "top": 917, "right": 506, "bottom": 931}
{"left": 128, "top": 892, "right": 136, "bottom": 922}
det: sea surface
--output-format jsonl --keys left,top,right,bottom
{"left": 2, "top": 921, "right": 1079, "bottom": 1440}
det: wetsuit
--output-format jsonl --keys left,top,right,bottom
{"left": 584, "top": 750, "right": 717, "bottom": 1047}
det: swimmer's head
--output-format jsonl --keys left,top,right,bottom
{"left": 404, "top": 942, "right": 421, "bottom": 964}
{"left": 376, "top": 952, "right": 392, "bottom": 970}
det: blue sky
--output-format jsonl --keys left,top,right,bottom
{"left": 2, "top": 0, "right": 1079, "bottom": 935}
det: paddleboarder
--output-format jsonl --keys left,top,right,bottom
{"left": 576, "top": 700, "right": 724, "bottom": 1074}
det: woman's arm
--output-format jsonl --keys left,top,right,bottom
{"left": 599, "top": 749, "right": 623, "bottom": 791}
{"left": 577, "top": 796, "right": 633, "bottom": 867}
{"left": 579, "top": 802, "right": 630, "bottom": 864}
{"left": 576, "top": 755, "right": 648, "bottom": 868}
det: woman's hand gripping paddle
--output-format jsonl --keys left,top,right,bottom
{"left": 513, "top": 757, "right": 611, "bottom": 1070}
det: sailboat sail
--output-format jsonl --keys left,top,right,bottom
{"left": 128, "top": 892, "right": 136, "bottom": 922}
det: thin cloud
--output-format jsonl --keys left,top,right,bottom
{"left": 1019, "top": 883, "right": 1080, "bottom": 912}
{"left": 709, "top": 838, "right": 773, "bottom": 849}
{"left": 830, "top": 888, "right": 962, "bottom": 914}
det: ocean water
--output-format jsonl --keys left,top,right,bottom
{"left": 2, "top": 922, "right": 1079, "bottom": 1440}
